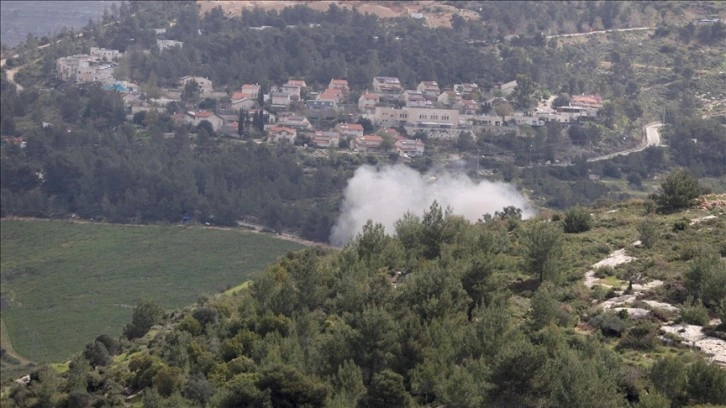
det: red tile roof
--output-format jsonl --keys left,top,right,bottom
{"left": 338, "top": 123, "right": 363, "bottom": 131}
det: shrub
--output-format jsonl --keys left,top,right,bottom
{"left": 591, "top": 310, "right": 628, "bottom": 337}
{"left": 654, "top": 168, "right": 702, "bottom": 211}
{"left": 638, "top": 219, "right": 659, "bottom": 249}
{"left": 680, "top": 301, "right": 710, "bottom": 326}
{"left": 618, "top": 324, "right": 659, "bottom": 350}
{"left": 563, "top": 206, "right": 593, "bottom": 233}
{"left": 672, "top": 219, "right": 689, "bottom": 232}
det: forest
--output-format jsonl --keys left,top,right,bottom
{"left": 2, "top": 192, "right": 726, "bottom": 407}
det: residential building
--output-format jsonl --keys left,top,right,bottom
{"left": 306, "top": 99, "right": 337, "bottom": 111}
{"left": 240, "top": 83, "right": 261, "bottom": 99}
{"left": 336, "top": 123, "right": 364, "bottom": 138}
{"left": 570, "top": 95, "right": 603, "bottom": 109}
{"left": 456, "top": 99, "right": 480, "bottom": 115}
{"left": 157, "top": 39, "right": 183, "bottom": 51}
{"left": 417, "top": 81, "right": 441, "bottom": 100}
{"left": 454, "top": 83, "right": 479, "bottom": 97}
{"left": 267, "top": 126, "right": 297, "bottom": 143}
{"left": 372, "top": 76, "right": 403, "bottom": 94}
{"left": 555, "top": 105, "right": 598, "bottom": 118}
{"left": 89, "top": 47, "right": 121, "bottom": 61}
{"left": 403, "top": 90, "right": 432, "bottom": 108}
{"left": 395, "top": 138, "right": 425, "bottom": 157}
{"left": 286, "top": 79, "right": 307, "bottom": 89}
{"left": 328, "top": 79, "right": 349, "bottom": 93}
{"left": 277, "top": 113, "right": 312, "bottom": 129}
{"left": 231, "top": 92, "right": 257, "bottom": 111}
{"left": 358, "top": 92, "right": 380, "bottom": 112}
{"left": 184, "top": 110, "right": 224, "bottom": 130}
{"left": 351, "top": 135, "right": 384, "bottom": 152}
{"left": 368, "top": 106, "right": 459, "bottom": 129}
{"left": 270, "top": 87, "right": 292, "bottom": 108}
{"left": 437, "top": 90, "right": 462, "bottom": 107}
{"left": 500, "top": 79, "right": 518, "bottom": 96}
{"left": 281, "top": 84, "right": 301, "bottom": 101}
{"left": 179, "top": 76, "right": 214, "bottom": 94}
{"left": 318, "top": 89, "right": 343, "bottom": 104}
{"left": 312, "top": 131, "right": 340, "bottom": 148}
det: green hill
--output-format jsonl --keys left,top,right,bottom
{"left": 2, "top": 189, "right": 724, "bottom": 407}
{"left": 0, "top": 219, "right": 303, "bottom": 367}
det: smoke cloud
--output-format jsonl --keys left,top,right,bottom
{"left": 329, "top": 164, "right": 534, "bottom": 246}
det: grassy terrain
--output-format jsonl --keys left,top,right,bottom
{"left": 0, "top": 220, "right": 303, "bottom": 364}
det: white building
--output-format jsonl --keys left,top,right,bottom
{"left": 368, "top": 106, "right": 459, "bottom": 129}
{"left": 157, "top": 40, "right": 183, "bottom": 51}
{"left": 89, "top": 47, "right": 121, "bottom": 61}
{"left": 179, "top": 76, "right": 214, "bottom": 95}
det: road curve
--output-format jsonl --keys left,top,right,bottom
{"left": 587, "top": 122, "right": 663, "bottom": 162}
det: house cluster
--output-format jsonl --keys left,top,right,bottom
{"left": 52, "top": 38, "right": 602, "bottom": 156}
{"left": 55, "top": 47, "right": 123, "bottom": 84}
{"left": 361, "top": 77, "right": 482, "bottom": 130}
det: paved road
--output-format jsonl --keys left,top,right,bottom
{"left": 587, "top": 122, "right": 663, "bottom": 162}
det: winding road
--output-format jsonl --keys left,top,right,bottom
{"left": 587, "top": 122, "right": 663, "bottom": 162}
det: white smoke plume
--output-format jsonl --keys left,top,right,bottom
{"left": 329, "top": 164, "right": 535, "bottom": 246}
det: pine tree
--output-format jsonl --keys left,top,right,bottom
{"left": 238, "top": 109, "right": 246, "bottom": 137}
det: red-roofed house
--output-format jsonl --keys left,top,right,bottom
{"left": 571, "top": 95, "right": 603, "bottom": 109}
{"left": 267, "top": 126, "right": 297, "bottom": 143}
{"left": 313, "top": 131, "right": 340, "bottom": 148}
{"left": 372, "top": 76, "right": 403, "bottom": 94}
{"left": 381, "top": 128, "right": 400, "bottom": 139}
{"left": 240, "top": 83, "right": 261, "bottom": 98}
{"left": 231, "top": 91, "right": 257, "bottom": 111}
{"left": 394, "top": 138, "right": 425, "bottom": 157}
{"left": 336, "top": 123, "right": 364, "bottom": 138}
{"left": 286, "top": 79, "right": 307, "bottom": 89}
{"left": 184, "top": 110, "right": 224, "bottom": 130}
{"left": 328, "top": 79, "right": 349, "bottom": 93}
{"left": 358, "top": 92, "right": 380, "bottom": 112}
{"left": 351, "top": 135, "right": 384, "bottom": 152}
{"left": 456, "top": 99, "right": 480, "bottom": 115}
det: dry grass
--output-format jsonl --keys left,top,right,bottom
{"left": 197, "top": 0, "right": 480, "bottom": 28}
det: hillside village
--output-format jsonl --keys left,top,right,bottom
{"left": 53, "top": 42, "right": 602, "bottom": 159}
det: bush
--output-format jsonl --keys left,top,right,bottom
{"left": 618, "top": 324, "right": 659, "bottom": 350}
{"left": 637, "top": 219, "right": 659, "bottom": 249}
{"left": 680, "top": 301, "right": 710, "bottom": 326}
{"left": 654, "top": 168, "right": 702, "bottom": 211}
{"left": 591, "top": 311, "right": 629, "bottom": 337}
{"left": 563, "top": 206, "right": 593, "bottom": 233}
{"left": 672, "top": 219, "right": 689, "bottom": 232}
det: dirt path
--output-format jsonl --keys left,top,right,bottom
{"left": 0, "top": 317, "right": 33, "bottom": 366}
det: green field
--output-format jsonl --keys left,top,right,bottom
{"left": 0, "top": 220, "right": 303, "bottom": 363}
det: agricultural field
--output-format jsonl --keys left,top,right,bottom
{"left": 0, "top": 220, "right": 303, "bottom": 367}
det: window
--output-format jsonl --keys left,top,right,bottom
{"left": 432, "top": 115, "right": 438, "bottom": 120}
{"left": 419, "top": 115, "right": 427, "bottom": 120}
{"left": 442, "top": 115, "right": 449, "bottom": 120}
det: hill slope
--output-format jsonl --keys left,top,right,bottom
{"left": 0, "top": 219, "right": 303, "bottom": 366}
{"left": 2, "top": 190, "right": 725, "bottom": 407}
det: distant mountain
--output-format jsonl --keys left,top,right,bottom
{"left": 0, "top": 1, "right": 117, "bottom": 48}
